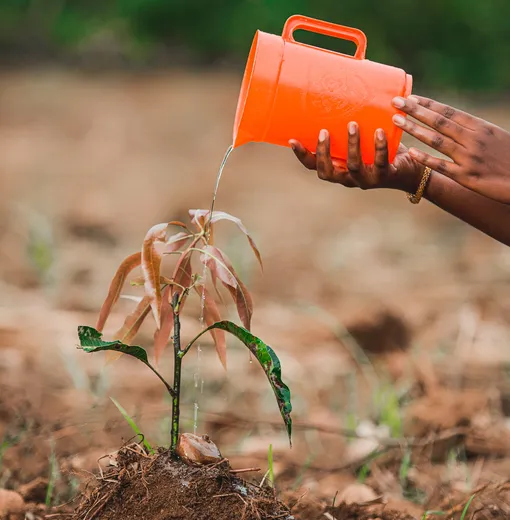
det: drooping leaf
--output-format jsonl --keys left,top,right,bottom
{"left": 107, "top": 296, "right": 151, "bottom": 363}
{"left": 201, "top": 246, "right": 253, "bottom": 330}
{"left": 190, "top": 210, "right": 263, "bottom": 270}
{"left": 154, "top": 285, "right": 174, "bottom": 365}
{"left": 194, "top": 284, "right": 227, "bottom": 369}
{"left": 106, "top": 296, "right": 151, "bottom": 363}
{"left": 78, "top": 325, "right": 149, "bottom": 364}
{"left": 141, "top": 223, "right": 168, "bottom": 327}
{"left": 194, "top": 321, "right": 292, "bottom": 444}
{"left": 212, "top": 211, "right": 263, "bottom": 271}
{"left": 114, "top": 295, "right": 152, "bottom": 344}
{"left": 201, "top": 245, "right": 237, "bottom": 288}
{"left": 226, "top": 277, "right": 253, "bottom": 332}
{"left": 78, "top": 326, "right": 176, "bottom": 399}
{"left": 96, "top": 252, "right": 142, "bottom": 332}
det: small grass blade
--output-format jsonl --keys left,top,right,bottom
{"left": 45, "top": 437, "right": 59, "bottom": 508}
{"left": 357, "top": 462, "right": 371, "bottom": 484}
{"left": 267, "top": 444, "right": 274, "bottom": 488}
{"left": 110, "top": 397, "right": 154, "bottom": 454}
{"left": 399, "top": 448, "right": 412, "bottom": 487}
{"left": 460, "top": 494, "right": 476, "bottom": 520}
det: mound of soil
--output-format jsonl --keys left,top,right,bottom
{"left": 75, "top": 445, "right": 293, "bottom": 520}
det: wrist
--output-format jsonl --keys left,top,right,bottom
{"left": 396, "top": 166, "right": 427, "bottom": 193}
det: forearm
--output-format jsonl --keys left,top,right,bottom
{"left": 423, "top": 172, "right": 510, "bottom": 246}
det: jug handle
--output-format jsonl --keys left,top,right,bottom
{"left": 282, "top": 15, "right": 367, "bottom": 60}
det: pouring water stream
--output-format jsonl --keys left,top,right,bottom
{"left": 193, "top": 144, "right": 234, "bottom": 433}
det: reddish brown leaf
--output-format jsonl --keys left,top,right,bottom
{"left": 194, "top": 284, "right": 227, "bottom": 369}
{"left": 190, "top": 210, "right": 262, "bottom": 270}
{"left": 152, "top": 251, "right": 194, "bottom": 365}
{"left": 141, "top": 223, "right": 168, "bottom": 327}
{"left": 173, "top": 253, "right": 193, "bottom": 296}
{"left": 164, "top": 231, "right": 191, "bottom": 253}
{"left": 200, "top": 246, "right": 253, "bottom": 330}
{"left": 225, "top": 277, "right": 254, "bottom": 332}
{"left": 189, "top": 209, "right": 214, "bottom": 244}
{"left": 210, "top": 274, "right": 225, "bottom": 306}
{"left": 166, "top": 221, "right": 190, "bottom": 234}
{"left": 107, "top": 295, "right": 151, "bottom": 362}
{"left": 96, "top": 252, "right": 142, "bottom": 332}
{"left": 189, "top": 209, "right": 207, "bottom": 229}
{"left": 115, "top": 295, "right": 152, "bottom": 343}
{"left": 210, "top": 211, "right": 263, "bottom": 271}
{"left": 130, "top": 275, "right": 173, "bottom": 286}
{"left": 201, "top": 245, "right": 236, "bottom": 288}
{"left": 154, "top": 286, "right": 174, "bottom": 365}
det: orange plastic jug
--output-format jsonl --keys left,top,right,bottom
{"left": 233, "top": 15, "right": 412, "bottom": 164}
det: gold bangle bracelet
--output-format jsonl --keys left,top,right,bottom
{"left": 407, "top": 167, "right": 432, "bottom": 204}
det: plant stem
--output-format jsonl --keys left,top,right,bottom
{"left": 170, "top": 292, "right": 182, "bottom": 455}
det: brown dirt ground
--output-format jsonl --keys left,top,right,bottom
{"left": 1, "top": 69, "right": 510, "bottom": 519}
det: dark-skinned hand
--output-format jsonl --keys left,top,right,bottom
{"left": 392, "top": 95, "right": 510, "bottom": 204}
{"left": 289, "top": 123, "right": 424, "bottom": 193}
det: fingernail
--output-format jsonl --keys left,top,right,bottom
{"left": 376, "top": 128, "right": 384, "bottom": 140}
{"left": 392, "top": 97, "right": 405, "bottom": 108}
{"left": 348, "top": 122, "right": 357, "bottom": 135}
{"left": 409, "top": 147, "right": 421, "bottom": 157}
{"left": 319, "top": 129, "right": 328, "bottom": 142}
{"left": 393, "top": 114, "right": 406, "bottom": 126}
{"left": 289, "top": 140, "right": 297, "bottom": 151}
{"left": 408, "top": 95, "right": 420, "bottom": 103}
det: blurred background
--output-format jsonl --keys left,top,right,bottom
{"left": 1, "top": 0, "right": 510, "bottom": 93}
{"left": 2, "top": 1, "right": 510, "bottom": 517}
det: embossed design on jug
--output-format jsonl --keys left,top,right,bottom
{"left": 306, "top": 69, "right": 373, "bottom": 119}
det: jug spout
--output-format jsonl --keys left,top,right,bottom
{"left": 233, "top": 127, "right": 254, "bottom": 148}
{"left": 232, "top": 31, "right": 284, "bottom": 149}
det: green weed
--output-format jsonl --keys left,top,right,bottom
{"left": 110, "top": 397, "right": 154, "bottom": 454}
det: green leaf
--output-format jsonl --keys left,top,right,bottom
{"left": 192, "top": 321, "right": 292, "bottom": 444}
{"left": 460, "top": 494, "right": 476, "bottom": 520}
{"left": 110, "top": 397, "right": 154, "bottom": 454}
{"left": 77, "top": 326, "right": 176, "bottom": 399}
{"left": 77, "top": 326, "right": 149, "bottom": 364}
{"left": 267, "top": 443, "right": 274, "bottom": 488}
